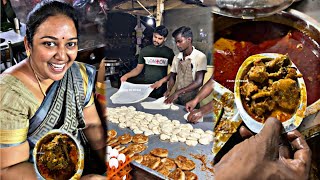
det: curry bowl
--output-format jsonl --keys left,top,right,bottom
{"left": 33, "top": 129, "right": 84, "bottom": 180}
{"left": 234, "top": 53, "right": 307, "bottom": 133}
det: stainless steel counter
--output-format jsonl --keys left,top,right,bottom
{"left": 106, "top": 82, "right": 215, "bottom": 180}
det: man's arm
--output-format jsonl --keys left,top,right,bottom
{"left": 164, "top": 72, "right": 177, "bottom": 97}
{"left": 165, "top": 71, "right": 206, "bottom": 104}
{"left": 185, "top": 78, "right": 213, "bottom": 112}
{"left": 151, "top": 73, "right": 170, "bottom": 89}
{"left": 192, "top": 78, "right": 213, "bottom": 103}
{"left": 120, "top": 64, "right": 144, "bottom": 82}
{"left": 187, "top": 100, "right": 213, "bottom": 123}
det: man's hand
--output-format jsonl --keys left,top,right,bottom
{"left": 214, "top": 117, "right": 312, "bottom": 180}
{"left": 150, "top": 81, "right": 162, "bottom": 89}
{"left": 163, "top": 90, "right": 171, "bottom": 97}
{"left": 185, "top": 99, "right": 198, "bottom": 112}
{"left": 120, "top": 75, "right": 127, "bottom": 82}
{"left": 164, "top": 92, "right": 179, "bottom": 104}
{"left": 187, "top": 109, "right": 203, "bottom": 123}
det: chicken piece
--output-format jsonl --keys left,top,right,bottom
{"left": 251, "top": 90, "right": 272, "bottom": 100}
{"left": 272, "top": 79, "right": 300, "bottom": 111}
{"left": 250, "top": 101, "right": 266, "bottom": 117}
{"left": 250, "top": 99, "right": 276, "bottom": 117}
{"left": 268, "top": 67, "right": 287, "bottom": 79}
{"left": 285, "top": 67, "right": 302, "bottom": 79}
{"left": 248, "top": 64, "right": 268, "bottom": 83}
{"left": 240, "top": 82, "right": 258, "bottom": 98}
{"left": 265, "top": 55, "right": 290, "bottom": 72}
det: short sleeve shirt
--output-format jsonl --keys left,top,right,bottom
{"left": 171, "top": 47, "right": 207, "bottom": 79}
{"left": 138, "top": 45, "right": 175, "bottom": 84}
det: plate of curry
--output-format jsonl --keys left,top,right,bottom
{"left": 234, "top": 53, "right": 307, "bottom": 133}
{"left": 33, "top": 130, "right": 84, "bottom": 180}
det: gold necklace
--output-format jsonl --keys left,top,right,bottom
{"left": 29, "top": 59, "right": 47, "bottom": 97}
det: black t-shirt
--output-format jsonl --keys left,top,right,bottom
{"left": 138, "top": 45, "right": 175, "bottom": 84}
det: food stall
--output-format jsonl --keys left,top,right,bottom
{"left": 106, "top": 81, "right": 215, "bottom": 179}
{"left": 106, "top": 0, "right": 319, "bottom": 179}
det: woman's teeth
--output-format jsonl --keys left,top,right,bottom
{"left": 49, "top": 63, "right": 66, "bottom": 70}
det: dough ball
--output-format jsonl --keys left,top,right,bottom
{"left": 170, "top": 104, "right": 179, "bottom": 111}
{"left": 170, "top": 134, "right": 179, "bottom": 143}
{"left": 186, "top": 140, "right": 198, "bottom": 146}
{"left": 160, "top": 134, "right": 170, "bottom": 141}
{"left": 193, "top": 128, "right": 205, "bottom": 135}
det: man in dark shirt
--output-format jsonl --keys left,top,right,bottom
{"left": 1, "top": 0, "right": 17, "bottom": 32}
{"left": 121, "top": 25, "right": 175, "bottom": 98}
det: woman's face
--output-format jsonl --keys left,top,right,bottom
{"left": 27, "top": 14, "right": 78, "bottom": 81}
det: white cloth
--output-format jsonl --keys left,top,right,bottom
{"left": 141, "top": 97, "right": 170, "bottom": 109}
{"left": 110, "top": 82, "right": 153, "bottom": 104}
{"left": 141, "top": 97, "right": 180, "bottom": 110}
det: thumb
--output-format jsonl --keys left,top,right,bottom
{"left": 255, "top": 117, "right": 283, "bottom": 160}
{"left": 258, "top": 117, "right": 283, "bottom": 141}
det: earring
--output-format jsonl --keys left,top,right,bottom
{"left": 26, "top": 50, "right": 30, "bottom": 57}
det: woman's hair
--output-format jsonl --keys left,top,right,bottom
{"left": 172, "top": 26, "right": 193, "bottom": 40}
{"left": 26, "top": 0, "right": 79, "bottom": 46}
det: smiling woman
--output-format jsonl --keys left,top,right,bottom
{"left": 0, "top": 1, "right": 106, "bottom": 179}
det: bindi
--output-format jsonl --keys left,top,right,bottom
{"left": 62, "top": 37, "right": 64, "bottom": 39}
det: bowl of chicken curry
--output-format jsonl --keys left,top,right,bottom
{"left": 234, "top": 53, "right": 307, "bottom": 133}
{"left": 33, "top": 130, "right": 84, "bottom": 180}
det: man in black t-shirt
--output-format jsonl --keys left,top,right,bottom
{"left": 121, "top": 25, "right": 175, "bottom": 98}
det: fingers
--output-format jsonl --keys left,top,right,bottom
{"left": 187, "top": 112, "right": 193, "bottom": 122}
{"left": 253, "top": 117, "right": 283, "bottom": 160}
{"left": 279, "top": 145, "right": 291, "bottom": 159}
{"left": 258, "top": 117, "right": 283, "bottom": 142}
{"left": 286, "top": 130, "right": 311, "bottom": 166}
{"left": 279, "top": 134, "right": 291, "bottom": 159}
{"left": 185, "top": 103, "right": 193, "bottom": 112}
{"left": 164, "top": 97, "right": 171, "bottom": 104}
{"left": 188, "top": 111, "right": 200, "bottom": 123}
{"left": 239, "top": 125, "right": 254, "bottom": 139}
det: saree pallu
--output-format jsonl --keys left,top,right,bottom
{"left": 27, "top": 62, "right": 96, "bottom": 155}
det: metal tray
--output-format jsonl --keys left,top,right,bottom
{"left": 107, "top": 85, "right": 215, "bottom": 180}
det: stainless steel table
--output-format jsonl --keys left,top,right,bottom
{"left": 106, "top": 82, "right": 215, "bottom": 180}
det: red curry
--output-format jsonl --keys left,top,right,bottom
{"left": 213, "top": 21, "right": 320, "bottom": 106}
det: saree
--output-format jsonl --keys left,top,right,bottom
{"left": 27, "top": 62, "right": 96, "bottom": 154}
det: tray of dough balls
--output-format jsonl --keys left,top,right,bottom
{"left": 107, "top": 105, "right": 215, "bottom": 180}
